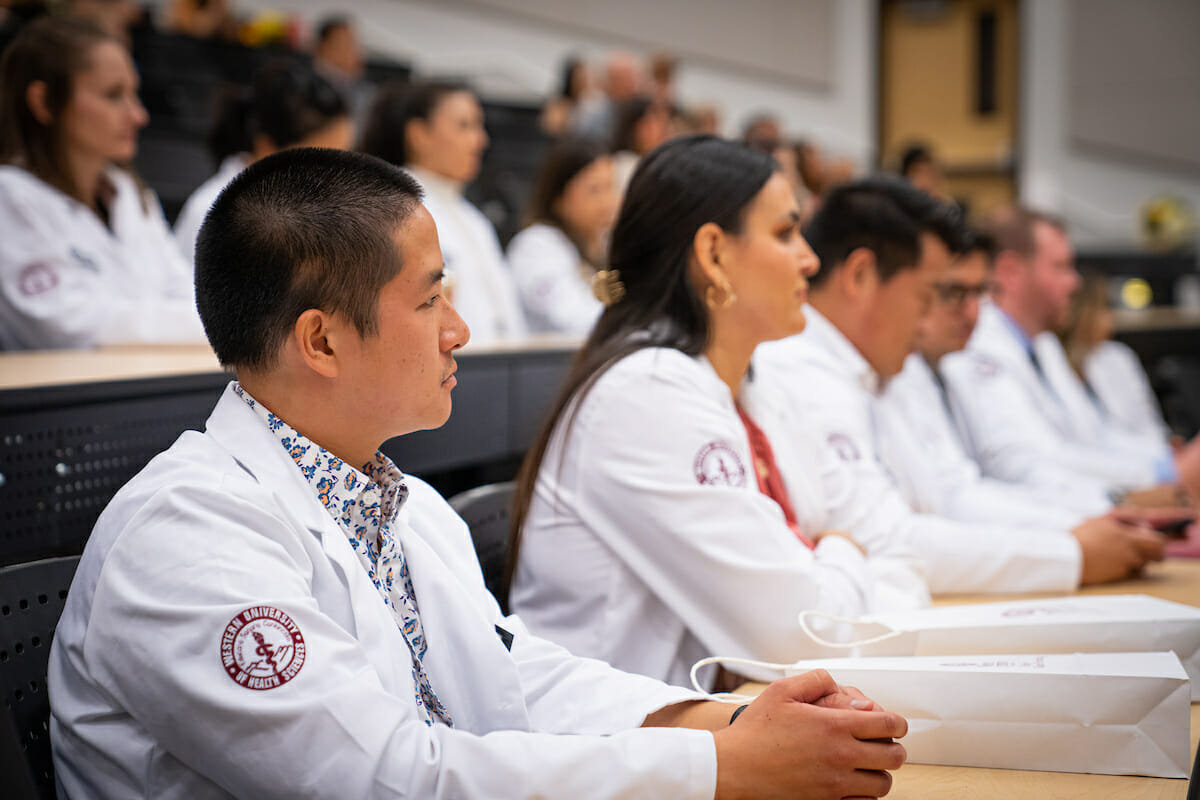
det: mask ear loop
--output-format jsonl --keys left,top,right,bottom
{"left": 689, "top": 614, "right": 908, "bottom": 702}
{"left": 689, "top": 656, "right": 792, "bottom": 702}
{"left": 797, "top": 610, "right": 905, "bottom": 649}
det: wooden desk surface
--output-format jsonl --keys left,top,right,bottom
{"left": 0, "top": 335, "right": 582, "bottom": 391}
{"left": 746, "top": 559, "right": 1200, "bottom": 799}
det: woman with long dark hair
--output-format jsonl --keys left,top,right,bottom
{"left": 508, "top": 136, "right": 925, "bottom": 687}
{"left": 0, "top": 16, "right": 204, "bottom": 349}
{"left": 508, "top": 136, "right": 617, "bottom": 334}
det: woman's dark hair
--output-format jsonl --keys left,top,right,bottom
{"left": 0, "top": 16, "right": 121, "bottom": 202}
{"left": 610, "top": 95, "right": 658, "bottom": 154}
{"left": 206, "top": 84, "right": 253, "bottom": 165}
{"left": 557, "top": 56, "right": 584, "bottom": 101}
{"left": 250, "top": 59, "right": 347, "bottom": 149}
{"left": 207, "top": 60, "right": 347, "bottom": 166}
{"left": 359, "top": 78, "right": 472, "bottom": 166}
{"left": 506, "top": 135, "right": 778, "bottom": 598}
{"left": 523, "top": 136, "right": 609, "bottom": 265}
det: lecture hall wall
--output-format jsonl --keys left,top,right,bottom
{"left": 147, "top": 0, "right": 1200, "bottom": 249}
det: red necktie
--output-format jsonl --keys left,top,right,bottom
{"left": 735, "top": 404, "right": 815, "bottom": 549}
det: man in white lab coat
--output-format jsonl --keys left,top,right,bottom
{"left": 757, "top": 179, "right": 1163, "bottom": 594}
{"left": 939, "top": 206, "right": 1200, "bottom": 504}
{"left": 48, "top": 148, "right": 907, "bottom": 800}
{"left": 879, "top": 233, "right": 1115, "bottom": 525}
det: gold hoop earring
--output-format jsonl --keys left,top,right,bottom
{"left": 705, "top": 283, "right": 737, "bottom": 311}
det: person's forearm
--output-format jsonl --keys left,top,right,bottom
{"left": 642, "top": 699, "right": 741, "bottom": 732}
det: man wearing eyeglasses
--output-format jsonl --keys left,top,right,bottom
{"left": 757, "top": 180, "right": 1163, "bottom": 594}
{"left": 939, "top": 207, "right": 1200, "bottom": 508}
{"left": 876, "top": 232, "right": 1121, "bottom": 530}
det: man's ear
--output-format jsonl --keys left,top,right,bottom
{"left": 991, "top": 250, "right": 1023, "bottom": 293}
{"left": 405, "top": 118, "right": 430, "bottom": 164}
{"left": 292, "top": 309, "right": 342, "bottom": 378}
{"left": 840, "top": 246, "right": 879, "bottom": 300}
{"left": 25, "top": 81, "right": 53, "bottom": 126}
{"left": 690, "top": 221, "right": 731, "bottom": 290}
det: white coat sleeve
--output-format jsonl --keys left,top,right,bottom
{"left": 557, "top": 351, "right": 875, "bottom": 667}
{"left": 508, "top": 226, "right": 602, "bottom": 335}
{"left": 82, "top": 482, "right": 716, "bottom": 800}
{"left": 0, "top": 180, "right": 205, "bottom": 348}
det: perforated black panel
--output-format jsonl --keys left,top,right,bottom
{"left": 0, "top": 556, "right": 80, "bottom": 800}
{"left": 0, "top": 377, "right": 228, "bottom": 566}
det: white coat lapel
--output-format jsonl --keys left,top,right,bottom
{"left": 393, "top": 503, "right": 530, "bottom": 734}
{"left": 204, "top": 385, "right": 417, "bottom": 697}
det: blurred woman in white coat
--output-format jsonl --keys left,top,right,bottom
{"left": 508, "top": 136, "right": 617, "bottom": 335}
{"left": 509, "top": 137, "right": 928, "bottom": 689}
{"left": 0, "top": 16, "right": 204, "bottom": 350}
{"left": 173, "top": 59, "right": 353, "bottom": 265}
{"left": 361, "top": 80, "right": 526, "bottom": 343}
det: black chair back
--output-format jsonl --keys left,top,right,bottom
{"left": 448, "top": 481, "right": 516, "bottom": 611}
{"left": 0, "top": 556, "right": 81, "bottom": 800}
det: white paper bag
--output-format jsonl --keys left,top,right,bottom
{"left": 800, "top": 594, "right": 1200, "bottom": 699}
{"left": 785, "top": 651, "right": 1191, "bottom": 777}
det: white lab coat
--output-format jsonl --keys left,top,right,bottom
{"left": 941, "top": 303, "right": 1165, "bottom": 492}
{"left": 1035, "top": 332, "right": 1170, "bottom": 458}
{"left": 1085, "top": 339, "right": 1172, "bottom": 442}
{"left": 510, "top": 346, "right": 929, "bottom": 688}
{"left": 0, "top": 165, "right": 205, "bottom": 350}
{"left": 879, "top": 353, "right": 1108, "bottom": 524}
{"left": 49, "top": 384, "right": 715, "bottom": 800}
{"left": 407, "top": 167, "right": 527, "bottom": 344}
{"left": 173, "top": 154, "right": 250, "bottom": 266}
{"left": 507, "top": 223, "right": 602, "bottom": 335}
{"left": 755, "top": 307, "right": 1083, "bottom": 595}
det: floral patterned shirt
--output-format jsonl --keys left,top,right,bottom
{"left": 234, "top": 382, "right": 453, "bottom": 726}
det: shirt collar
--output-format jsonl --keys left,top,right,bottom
{"left": 994, "top": 303, "right": 1036, "bottom": 356}
{"left": 406, "top": 165, "right": 464, "bottom": 198}
{"left": 800, "top": 304, "right": 882, "bottom": 395}
{"left": 231, "top": 382, "right": 409, "bottom": 533}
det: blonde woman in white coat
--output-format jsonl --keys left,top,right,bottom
{"left": 0, "top": 17, "right": 203, "bottom": 350}
{"left": 509, "top": 137, "right": 929, "bottom": 690}
{"left": 508, "top": 136, "right": 617, "bottom": 335}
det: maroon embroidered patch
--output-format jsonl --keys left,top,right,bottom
{"left": 17, "top": 263, "right": 58, "bottom": 297}
{"left": 221, "top": 606, "right": 306, "bottom": 690}
{"left": 826, "top": 432, "right": 861, "bottom": 462}
{"left": 694, "top": 441, "right": 747, "bottom": 486}
{"left": 974, "top": 356, "right": 1000, "bottom": 378}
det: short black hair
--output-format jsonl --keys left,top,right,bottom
{"left": 315, "top": 15, "right": 353, "bottom": 46}
{"left": 899, "top": 144, "right": 933, "bottom": 177}
{"left": 195, "top": 148, "right": 423, "bottom": 370}
{"left": 806, "top": 176, "right": 965, "bottom": 289}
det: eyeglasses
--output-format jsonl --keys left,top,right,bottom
{"left": 933, "top": 280, "right": 995, "bottom": 307}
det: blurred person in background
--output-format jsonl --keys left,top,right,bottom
{"left": 573, "top": 50, "right": 642, "bottom": 139}
{"left": 942, "top": 206, "right": 1200, "bottom": 504}
{"left": 161, "top": 0, "right": 237, "bottom": 40}
{"left": 311, "top": 14, "right": 370, "bottom": 115}
{"left": 508, "top": 136, "right": 617, "bottom": 335}
{"left": 899, "top": 143, "right": 949, "bottom": 201}
{"left": 361, "top": 78, "right": 526, "bottom": 343}
{"left": 174, "top": 60, "right": 352, "bottom": 265}
{"left": 609, "top": 95, "right": 671, "bottom": 196}
{"left": 0, "top": 16, "right": 204, "bottom": 349}
{"left": 539, "top": 56, "right": 595, "bottom": 137}
{"left": 1059, "top": 274, "right": 1175, "bottom": 444}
